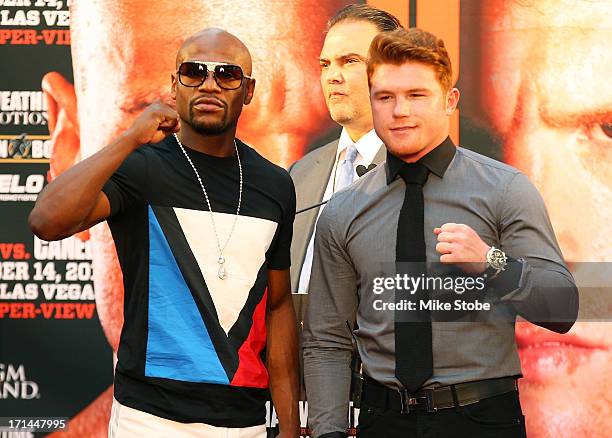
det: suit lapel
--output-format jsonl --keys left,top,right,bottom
{"left": 295, "top": 142, "right": 337, "bottom": 210}
{"left": 290, "top": 141, "right": 337, "bottom": 293}
{"left": 372, "top": 143, "right": 386, "bottom": 166}
{"left": 290, "top": 141, "right": 386, "bottom": 294}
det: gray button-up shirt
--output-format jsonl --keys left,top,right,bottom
{"left": 302, "top": 139, "right": 578, "bottom": 437}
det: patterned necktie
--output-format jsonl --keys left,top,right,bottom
{"left": 335, "top": 144, "right": 359, "bottom": 191}
{"left": 395, "top": 162, "right": 432, "bottom": 393}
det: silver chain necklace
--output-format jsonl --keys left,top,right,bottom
{"left": 173, "top": 133, "right": 242, "bottom": 280}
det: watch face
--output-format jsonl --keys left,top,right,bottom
{"left": 489, "top": 248, "right": 507, "bottom": 269}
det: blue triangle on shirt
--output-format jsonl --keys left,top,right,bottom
{"left": 144, "top": 206, "right": 230, "bottom": 384}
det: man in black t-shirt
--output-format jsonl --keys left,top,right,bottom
{"left": 29, "top": 28, "right": 299, "bottom": 438}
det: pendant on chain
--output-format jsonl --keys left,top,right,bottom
{"left": 217, "top": 255, "right": 227, "bottom": 280}
{"left": 173, "top": 134, "right": 241, "bottom": 283}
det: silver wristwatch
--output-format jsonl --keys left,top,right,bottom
{"left": 485, "top": 246, "right": 507, "bottom": 278}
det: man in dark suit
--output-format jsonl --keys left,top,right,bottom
{"left": 289, "top": 4, "right": 402, "bottom": 318}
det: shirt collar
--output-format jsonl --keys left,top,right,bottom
{"left": 337, "top": 128, "right": 383, "bottom": 164}
{"left": 385, "top": 136, "right": 456, "bottom": 185}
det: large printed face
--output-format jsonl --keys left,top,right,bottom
{"left": 481, "top": 1, "right": 612, "bottom": 436}
{"left": 45, "top": 0, "right": 350, "bottom": 352}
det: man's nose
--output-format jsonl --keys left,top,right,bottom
{"left": 325, "top": 64, "right": 344, "bottom": 84}
{"left": 393, "top": 97, "right": 410, "bottom": 117}
{"left": 198, "top": 71, "right": 221, "bottom": 92}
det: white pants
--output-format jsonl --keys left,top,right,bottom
{"left": 109, "top": 398, "right": 267, "bottom": 438}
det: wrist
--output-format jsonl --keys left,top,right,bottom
{"left": 274, "top": 408, "right": 300, "bottom": 438}
{"left": 118, "top": 129, "right": 144, "bottom": 151}
{"left": 276, "top": 427, "right": 299, "bottom": 438}
{"left": 485, "top": 246, "right": 508, "bottom": 279}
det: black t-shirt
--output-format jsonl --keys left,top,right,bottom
{"left": 102, "top": 135, "right": 295, "bottom": 426}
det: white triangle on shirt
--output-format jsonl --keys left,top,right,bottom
{"left": 174, "top": 207, "right": 278, "bottom": 335}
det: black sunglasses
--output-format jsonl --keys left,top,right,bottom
{"left": 177, "top": 61, "right": 251, "bottom": 90}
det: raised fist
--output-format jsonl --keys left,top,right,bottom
{"left": 125, "top": 100, "right": 180, "bottom": 146}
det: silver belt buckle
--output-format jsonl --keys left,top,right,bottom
{"left": 425, "top": 390, "right": 437, "bottom": 413}
{"left": 398, "top": 389, "right": 412, "bottom": 414}
{"left": 399, "top": 389, "right": 438, "bottom": 414}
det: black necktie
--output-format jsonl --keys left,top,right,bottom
{"left": 395, "top": 162, "right": 432, "bottom": 393}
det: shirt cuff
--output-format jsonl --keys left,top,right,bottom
{"left": 484, "top": 257, "right": 525, "bottom": 300}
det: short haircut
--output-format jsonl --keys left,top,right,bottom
{"left": 328, "top": 3, "right": 402, "bottom": 32}
{"left": 367, "top": 28, "right": 453, "bottom": 93}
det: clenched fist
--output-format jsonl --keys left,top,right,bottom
{"left": 124, "top": 100, "right": 180, "bottom": 146}
{"left": 434, "top": 223, "right": 491, "bottom": 274}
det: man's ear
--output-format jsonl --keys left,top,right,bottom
{"left": 446, "top": 87, "right": 460, "bottom": 115}
{"left": 171, "top": 73, "right": 177, "bottom": 101}
{"left": 42, "top": 72, "right": 90, "bottom": 241}
{"left": 42, "top": 72, "right": 80, "bottom": 181}
{"left": 244, "top": 78, "right": 256, "bottom": 105}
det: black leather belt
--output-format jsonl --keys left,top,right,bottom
{"left": 362, "top": 375, "right": 518, "bottom": 414}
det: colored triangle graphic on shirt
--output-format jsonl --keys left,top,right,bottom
{"left": 145, "top": 206, "right": 230, "bottom": 384}
{"left": 231, "top": 289, "right": 269, "bottom": 388}
{"left": 174, "top": 207, "right": 277, "bottom": 335}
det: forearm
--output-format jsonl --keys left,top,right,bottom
{"left": 494, "top": 173, "right": 579, "bottom": 333}
{"left": 497, "top": 262, "right": 578, "bottom": 333}
{"left": 267, "top": 296, "right": 300, "bottom": 437}
{"left": 29, "top": 131, "right": 139, "bottom": 240}
{"left": 303, "top": 345, "right": 351, "bottom": 438}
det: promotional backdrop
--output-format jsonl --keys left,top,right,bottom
{"left": 1, "top": 1, "right": 610, "bottom": 437}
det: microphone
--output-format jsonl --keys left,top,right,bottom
{"left": 296, "top": 199, "right": 328, "bottom": 215}
{"left": 356, "top": 163, "right": 377, "bottom": 177}
{"left": 296, "top": 163, "right": 378, "bottom": 215}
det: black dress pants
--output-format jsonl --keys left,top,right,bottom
{"left": 357, "top": 391, "right": 527, "bottom": 438}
